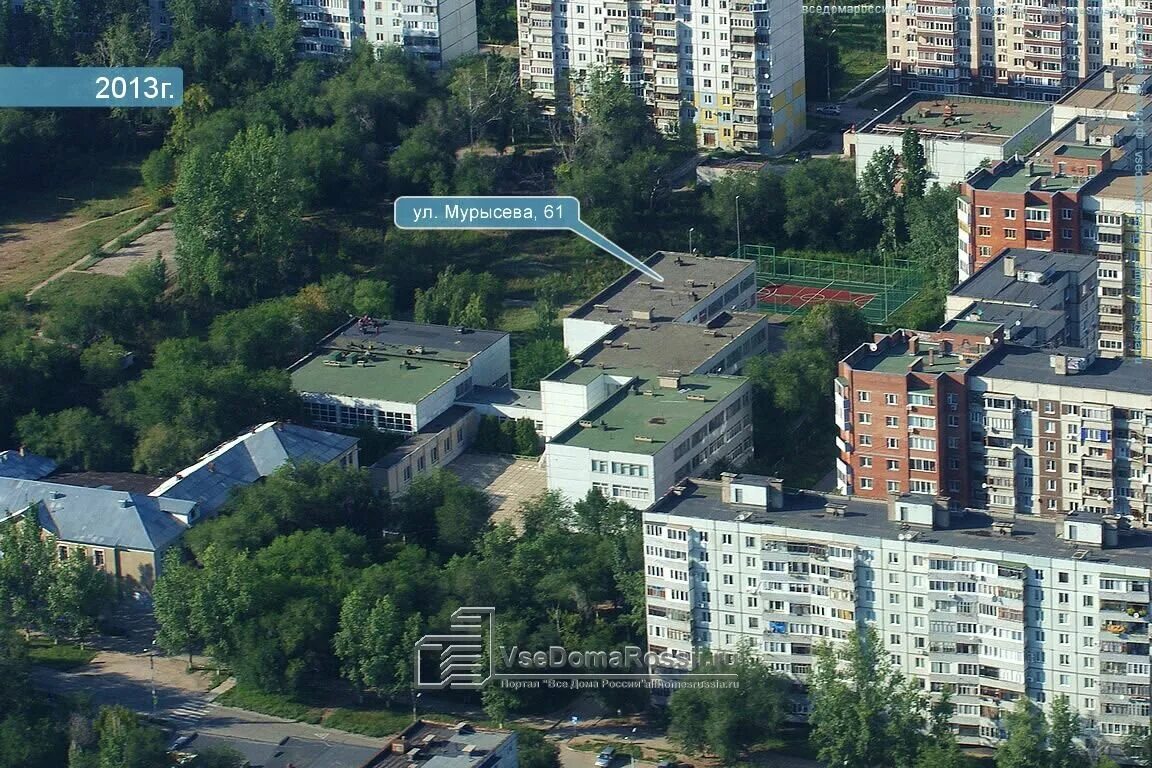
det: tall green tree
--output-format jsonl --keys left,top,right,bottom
{"left": 0, "top": 515, "right": 55, "bottom": 633}
{"left": 901, "top": 129, "right": 929, "bottom": 199}
{"left": 995, "top": 698, "right": 1048, "bottom": 768}
{"left": 174, "top": 124, "right": 304, "bottom": 304}
{"left": 1048, "top": 695, "right": 1089, "bottom": 768}
{"left": 15, "top": 408, "right": 125, "bottom": 471}
{"left": 93, "top": 706, "right": 167, "bottom": 768}
{"left": 152, "top": 550, "right": 199, "bottom": 665}
{"left": 667, "top": 647, "right": 787, "bottom": 763}
{"left": 46, "top": 549, "right": 112, "bottom": 641}
{"left": 334, "top": 592, "right": 418, "bottom": 701}
{"left": 809, "top": 626, "right": 928, "bottom": 768}
{"left": 859, "top": 145, "right": 903, "bottom": 252}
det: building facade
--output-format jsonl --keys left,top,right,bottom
{"left": 517, "top": 0, "right": 805, "bottom": 153}
{"left": 148, "top": 0, "right": 477, "bottom": 65}
{"left": 644, "top": 474, "right": 1152, "bottom": 749}
{"left": 886, "top": 0, "right": 1152, "bottom": 98}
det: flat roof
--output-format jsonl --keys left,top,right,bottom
{"left": 861, "top": 94, "right": 1047, "bottom": 143}
{"left": 182, "top": 732, "right": 385, "bottom": 768}
{"left": 552, "top": 313, "right": 784, "bottom": 382}
{"left": 1056, "top": 67, "right": 1152, "bottom": 115}
{"left": 948, "top": 302, "right": 1067, "bottom": 349}
{"left": 460, "top": 385, "right": 542, "bottom": 412}
{"left": 952, "top": 249, "right": 1094, "bottom": 303}
{"left": 367, "top": 722, "right": 514, "bottom": 768}
{"left": 571, "top": 252, "right": 753, "bottom": 323}
{"left": 851, "top": 337, "right": 969, "bottom": 375}
{"left": 1082, "top": 168, "right": 1146, "bottom": 199}
{"left": 971, "top": 345, "right": 1152, "bottom": 396}
{"left": 292, "top": 354, "right": 464, "bottom": 404}
{"left": 649, "top": 480, "right": 1152, "bottom": 569}
{"left": 289, "top": 320, "right": 508, "bottom": 405}
{"left": 551, "top": 374, "right": 746, "bottom": 455}
{"left": 969, "top": 163, "right": 1083, "bottom": 193}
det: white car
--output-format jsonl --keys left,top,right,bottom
{"left": 816, "top": 104, "right": 842, "bottom": 115}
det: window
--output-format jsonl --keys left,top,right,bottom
{"left": 887, "top": 480, "right": 900, "bottom": 493}
{"left": 886, "top": 437, "right": 900, "bottom": 449}
{"left": 1004, "top": 228, "right": 1017, "bottom": 240}
{"left": 885, "top": 393, "right": 899, "bottom": 405}
{"left": 860, "top": 478, "right": 874, "bottom": 490}
{"left": 859, "top": 413, "right": 872, "bottom": 424}
{"left": 978, "top": 226, "right": 992, "bottom": 237}
{"left": 1003, "top": 208, "right": 1017, "bottom": 219}
{"left": 887, "top": 459, "right": 900, "bottom": 471}
{"left": 858, "top": 391, "right": 871, "bottom": 402}
{"left": 978, "top": 206, "right": 991, "bottom": 217}
{"left": 885, "top": 416, "right": 900, "bottom": 428}
{"left": 93, "top": 550, "right": 105, "bottom": 568}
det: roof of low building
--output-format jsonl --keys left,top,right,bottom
{"left": 550, "top": 374, "right": 747, "bottom": 455}
{"left": 0, "top": 450, "right": 57, "bottom": 481}
{"left": 952, "top": 249, "right": 1096, "bottom": 305}
{"left": 859, "top": 94, "right": 1048, "bottom": 143}
{"left": 181, "top": 732, "right": 386, "bottom": 768}
{"left": 366, "top": 721, "right": 515, "bottom": 768}
{"left": 0, "top": 479, "right": 193, "bottom": 552}
{"left": 1055, "top": 67, "right": 1152, "bottom": 116}
{"left": 150, "top": 421, "right": 359, "bottom": 515}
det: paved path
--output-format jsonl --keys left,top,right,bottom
{"left": 24, "top": 206, "right": 171, "bottom": 299}
{"left": 447, "top": 453, "right": 547, "bottom": 528}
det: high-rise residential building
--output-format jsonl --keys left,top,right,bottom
{"left": 148, "top": 0, "right": 477, "bottom": 65}
{"left": 885, "top": 0, "right": 1152, "bottom": 99}
{"left": 517, "top": 0, "right": 806, "bottom": 153}
{"left": 957, "top": 69, "right": 1152, "bottom": 357}
{"left": 643, "top": 474, "right": 1152, "bottom": 749}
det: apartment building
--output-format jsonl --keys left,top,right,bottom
{"left": 543, "top": 251, "right": 783, "bottom": 507}
{"left": 643, "top": 473, "right": 1152, "bottom": 748}
{"left": 885, "top": 0, "right": 1152, "bottom": 99}
{"left": 846, "top": 94, "right": 1051, "bottom": 186}
{"left": 148, "top": 0, "right": 477, "bottom": 64}
{"left": 517, "top": 0, "right": 805, "bottom": 153}
{"left": 838, "top": 317, "right": 1152, "bottom": 525}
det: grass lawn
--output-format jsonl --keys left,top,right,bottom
{"left": 831, "top": 15, "right": 886, "bottom": 100}
{"left": 0, "top": 153, "right": 156, "bottom": 294}
{"left": 29, "top": 271, "right": 126, "bottom": 313}
{"left": 216, "top": 683, "right": 493, "bottom": 737}
{"left": 24, "top": 636, "right": 97, "bottom": 670}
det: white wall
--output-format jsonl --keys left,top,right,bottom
{"left": 546, "top": 444, "right": 657, "bottom": 509}
{"left": 437, "top": 0, "right": 478, "bottom": 64}
{"left": 540, "top": 372, "right": 628, "bottom": 439}
{"left": 414, "top": 369, "right": 472, "bottom": 429}
{"left": 470, "top": 335, "right": 512, "bottom": 388}
{"left": 562, "top": 318, "right": 615, "bottom": 356}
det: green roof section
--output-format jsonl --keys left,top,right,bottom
{"left": 890, "top": 95, "right": 1047, "bottom": 138}
{"left": 551, "top": 374, "right": 747, "bottom": 455}
{"left": 942, "top": 319, "right": 1002, "bottom": 335}
{"left": 291, "top": 355, "right": 464, "bottom": 403}
{"left": 972, "top": 165, "right": 1082, "bottom": 193}
{"left": 853, "top": 340, "right": 967, "bottom": 375}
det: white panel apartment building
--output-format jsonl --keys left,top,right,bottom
{"left": 149, "top": 0, "right": 477, "bottom": 64}
{"left": 644, "top": 474, "right": 1152, "bottom": 749}
{"left": 541, "top": 251, "right": 783, "bottom": 508}
{"left": 517, "top": 0, "right": 805, "bottom": 153}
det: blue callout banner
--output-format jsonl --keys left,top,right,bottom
{"left": 0, "top": 67, "right": 183, "bottom": 107}
{"left": 393, "top": 196, "right": 664, "bottom": 283}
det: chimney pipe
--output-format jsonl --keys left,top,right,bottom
{"left": 1104, "top": 70, "right": 1115, "bottom": 90}
{"left": 1003, "top": 253, "right": 1016, "bottom": 277}
{"left": 908, "top": 335, "right": 919, "bottom": 356}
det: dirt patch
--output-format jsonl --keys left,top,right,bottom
{"left": 446, "top": 453, "right": 547, "bottom": 528}
{"left": 87, "top": 221, "right": 176, "bottom": 276}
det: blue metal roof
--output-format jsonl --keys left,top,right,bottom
{"left": 0, "top": 479, "right": 193, "bottom": 552}
{"left": 150, "top": 422, "right": 359, "bottom": 515}
{"left": 0, "top": 451, "right": 58, "bottom": 481}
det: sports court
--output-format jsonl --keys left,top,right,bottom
{"left": 757, "top": 282, "right": 877, "bottom": 310}
{"left": 737, "top": 245, "right": 926, "bottom": 324}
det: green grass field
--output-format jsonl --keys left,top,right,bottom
{"left": 831, "top": 14, "right": 886, "bottom": 100}
{"left": 24, "top": 637, "right": 97, "bottom": 670}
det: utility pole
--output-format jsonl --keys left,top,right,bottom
{"left": 735, "top": 195, "right": 743, "bottom": 258}
{"left": 826, "top": 28, "right": 838, "bottom": 101}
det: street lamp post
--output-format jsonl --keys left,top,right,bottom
{"left": 825, "top": 28, "right": 838, "bottom": 101}
{"left": 734, "top": 195, "right": 742, "bottom": 257}
{"left": 688, "top": 227, "right": 695, "bottom": 255}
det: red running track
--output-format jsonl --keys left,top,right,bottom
{"left": 757, "top": 282, "right": 876, "bottom": 309}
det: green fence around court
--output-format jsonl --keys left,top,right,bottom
{"left": 731, "top": 244, "right": 926, "bottom": 324}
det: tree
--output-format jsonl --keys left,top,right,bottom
{"left": 152, "top": 550, "right": 199, "bottom": 666}
{"left": 46, "top": 549, "right": 112, "bottom": 642}
{"left": 1048, "top": 695, "right": 1089, "bottom": 768}
{"left": 352, "top": 279, "right": 395, "bottom": 319}
{"left": 413, "top": 267, "right": 503, "bottom": 328}
{"left": 1122, "top": 728, "right": 1152, "bottom": 767}
{"left": 859, "top": 145, "right": 903, "bottom": 252}
{"left": 995, "top": 698, "right": 1048, "bottom": 768}
{"left": 174, "top": 124, "right": 304, "bottom": 304}
{"left": 809, "top": 627, "right": 928, "bottom": 768}
{"left": 667, "top": 647, "right": 787, "bottom": 763}
{"left": 901, "top": 129, "right": 929, "bottom": 199}
{"left": 93, "top": 706, "right": 167, "bottom": 768}
{"left": 389, "top": 121, "right": 455, "bottom": 195}
{"left": 0, "top": 515, "right": 55, "bottom": 634}
{"left": 15, "top": 408, "right": 124, "bottom": 471}
{"left": 514, "top": 728, "right": 560, "bottom": 768}
{"left": 334, "top": 591, "right": 415, "bottom": 701}
{"left": 512, "top": 338, "right": 566, "bottom": 389}
{"left": 140, "top": 147, "right": 176, "bottom": 205}
{"left": 782, "top": 159, "right": 874, "bottom": 252}
{"left": 447, "top": 55, "right": 535, "bottom": 150}
{"left": 188, "top": 745, "right": 247, "bottom": 768}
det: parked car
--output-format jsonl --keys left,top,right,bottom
{"left": 596, "top": 748, "right": 617, "bottom": 767}
{"left": 816, "top": 104, "right": 842, "bottom": 115}
{"left": 656, "top": 760, "right": 678, "bottom": 768}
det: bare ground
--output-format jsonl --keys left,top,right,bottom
{"left": 86, "top": 221, "right": 176, "bottom": 276}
